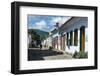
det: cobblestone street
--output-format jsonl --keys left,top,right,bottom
{"left": 28, "top": 48, "right": 73, "bottom": 61}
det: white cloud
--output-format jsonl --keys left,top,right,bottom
{"left": 51, "top": 17, "right": 71, "bottom": 27}
{"left": 28, "top": 16, "right": 72, "bottom": 32}
{"left": 32, "top": 20, "right": 49, "bottom": 32}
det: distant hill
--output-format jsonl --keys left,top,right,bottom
{"left": 28, "top": 29, "right": 49, "bottom": 40}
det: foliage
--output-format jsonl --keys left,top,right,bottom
{"left": 33, "top": 29, "right": 49, "bottom": 41}
{"left": 73, "top": 51, "right": 88, "bottom": 59}
{"left": 28, "top": 29, "right": 40, "bottom": 41}
{"left": 73, "top": 51, "right": 78, "bottom": 58}
{"left": 49, "top": 46, "right": 53, "bottom": 50}
{"left": 28, "top": 29, "right": 49, "bottom": 41}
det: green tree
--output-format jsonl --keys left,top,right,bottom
{"left": 28, "top": 29, "right": 40, "bottom": 41}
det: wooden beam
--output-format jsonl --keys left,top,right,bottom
{"left": 80, "top": 26, "right": 85, "bottom": 51}
{"left": 74, "top": 29, "right": 78, "bottom": 46}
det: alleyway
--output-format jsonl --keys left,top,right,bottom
{"left": 28, "top": 48, "right": 73, "bottom": 61}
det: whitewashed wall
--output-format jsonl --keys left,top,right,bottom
{"left": 65, "top": 18, "right": 88, "bottom": 54}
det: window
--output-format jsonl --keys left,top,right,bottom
{"left": 70, "top": 31, "right": 73, "bottom": 45}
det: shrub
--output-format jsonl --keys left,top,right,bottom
{"left": 73, "top": 51, "right": 78, "bottom": 58}
{"left": 78, "top": 51, "right": 88, "bottom": 58}
{"left": 73, "top": 51, "right": 88, "bottom": 59}
{"left": 49, "top": 46, "right": 53, "bottom": 50}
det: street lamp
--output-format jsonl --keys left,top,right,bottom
{"left": 55, "top": 22, "right": 59, "bottom": 28}
{"left": 55, "top": 22, "right": 59, "bottom": 34}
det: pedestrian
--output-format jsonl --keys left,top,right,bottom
{"left": 40, "top": 44, "right": 42, "bottom": 50}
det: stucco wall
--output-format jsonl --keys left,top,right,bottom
{"left": 64, "top": 18, "right": 88, "bottom": 54}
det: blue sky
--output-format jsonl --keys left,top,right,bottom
{"left": 28, "top": 15, "right": 71, "bottom": 32}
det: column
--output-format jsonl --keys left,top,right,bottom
{"left": 80, "top": 26, "right": 85, "bottom": 51}
{"left": 63, "top": 34, "right": 66, "bottom": 51}
{"left": 60, "top": 36, "right": 63, "bottom": 50}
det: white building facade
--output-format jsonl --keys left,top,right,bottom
{"left": 51, "top": 17, "right": 88, "bottom": 54}
{"left": 41, "top": 33, "right": 52, "bottom": 49}
{"left": 28, "top": 34, "right": 32, "bottom": 48}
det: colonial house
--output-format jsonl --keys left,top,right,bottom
{"left": 51, "top": 17, "right": 88, "bottom": 54}
{"left": 28, "top": 34, "right": 32, "bottom": 48}
{"left": 51, "top": 29, "right": 59, "bottom": 50}
{"left": 41, "top": 32, "right": 52, "bottom": 49}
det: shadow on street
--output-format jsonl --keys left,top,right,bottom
{"left": 28, "top": 48, "right": 64, "bottom": 61}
